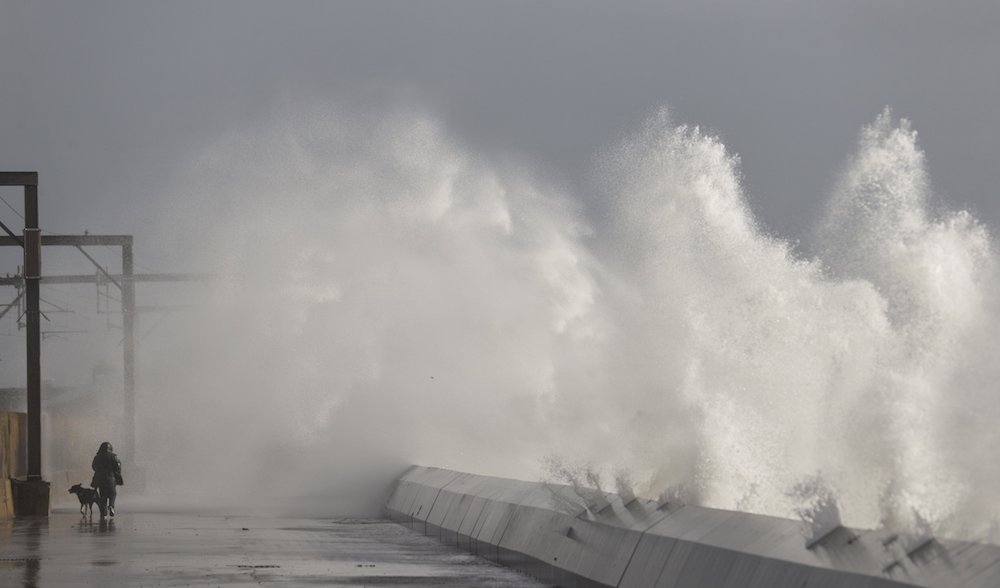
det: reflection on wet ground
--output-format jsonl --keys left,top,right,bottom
{"left": 0, "top": 511, "right": 544, "bottom": 587}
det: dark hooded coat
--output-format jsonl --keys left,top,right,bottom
{"left": 91, "top": 442, "right": 122, "bottom": 488}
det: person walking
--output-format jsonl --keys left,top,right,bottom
{"left": 91, "top": 441, "right": 123, "bottom": 519}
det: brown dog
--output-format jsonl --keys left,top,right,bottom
{"left": 69, "top": 484, "right": 99, "bottom": 516}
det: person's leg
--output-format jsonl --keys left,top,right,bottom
{"left": 96, "top": 486, "right": 107, "bottom": 517}
{"left": 107, "top": 485, "right": 117, "bottom": 516}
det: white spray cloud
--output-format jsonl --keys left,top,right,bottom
{"left": 816, "top": 108, "right": 1000, "bottom": 535}
{"left": 139, "top": 104, "right": 1000, "bottom": 541}
{"left": 140, "top": 105, "right": 603, "bottom": 514}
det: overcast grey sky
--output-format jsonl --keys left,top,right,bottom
{"left": 2, "top": 0, "right": 998, "bottom": 248}
{"left": 0, "top": 0, "right": 998, "bottom": 485}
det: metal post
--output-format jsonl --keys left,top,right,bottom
{"left": 23, "top": 182, "right": 42, "bottom": 480}
{"left": 122, "top": 240, "right": 136, "bottom": 461}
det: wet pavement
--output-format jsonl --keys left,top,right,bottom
{"left": 0, "top": 511, "right": 546, "bottom": 587}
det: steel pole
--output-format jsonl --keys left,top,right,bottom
{"left": 122, "top": 241, "right": 136, "bottom": 462}
{"left": 24, "top": 183, "right": 42, "bottom": 480}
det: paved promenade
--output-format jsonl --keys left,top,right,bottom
{"left": 0, "top": 511, "right": 544, "bottom": 587}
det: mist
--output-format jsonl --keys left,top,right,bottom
{"left": 102, "top": 102, "right": 996, "bottom": 541}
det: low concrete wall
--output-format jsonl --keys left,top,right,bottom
{"left": 386, "top": 466, "right": 1000, "bottom": 588}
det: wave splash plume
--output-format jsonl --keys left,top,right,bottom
{"left": 145, "top": 105, "right": 1000, "bottom": 541}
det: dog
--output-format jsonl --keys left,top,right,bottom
{"left": 68, "top": 484, "right": 99, "bottom": 516}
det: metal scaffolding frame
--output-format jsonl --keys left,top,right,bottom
{"left": 1, "top": 172, "right": 208, "bottom": 478}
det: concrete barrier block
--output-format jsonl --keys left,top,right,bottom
{"left": 719, "top": 552, "right": 766, "bottom": 588}
{"left": 592, "top": 495, "right": 668, "bottom": 532}
{"left": 438, "top": 491, "right": 478, "bottom": 544}
{"left": 388, "top": 466, "right": 1000, "bottom": 588}
{"left": 696, "top": 511, "right": 801, "bottom": 554}
{"left": 918, "top": 542, "right": 1000, "bottom": 588}
{"left": 713, "top": 515, "right": 814, "bottom": 564}
{"left": 383, "top": 466, "right": 419, "bottom": 514}
{"left": 810, "top": 527, "right": 893, "bottom": 576}
{"left": 660, "top": 541, "right": 741, "bottom": 588}
{"left": 618, "top": 533, "right": 678, "bottom": 588}
{"left": 650, "top": 539, "right": 699, "bottom": 587}
{"left": 386, "top": 479, "right": 422, "bottom": 520}
{"left": 384, "top": 466, "right": 465, "bottom": 536}
{"left": 471, "top": 499, "right": 519, "bottom": 562}
{"left": 429, "top": 487, "right": 490, "bottom": 544}
{"left": 425, "top": 488, "right": 459, "bottom": 532}
{"left": 498, "top": 504, "right": 566, "bottom": 562}
{"left": 495, "top": 500, "right": 644, "bottom": 587}
{"left": 746, "top": 561, "right": 871, "bottom": 588}
{"left": 404, "top": 472, "right": 456, "bottom": 519}
{"left": 457, "top": 494, "right": 489, "bottom": 540}
{"left": 385, "top": 466, "right": 444, "bottom": 517}
{"left": 471, "top": 481, "right": 537, "bottom": 541}
{"left": 550, "top": 516, "right": 645, "bottom": 586}
{"left": 646, "top": 505, "right": 742, "bottom": 543}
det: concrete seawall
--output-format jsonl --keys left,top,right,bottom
{"left": 385, "top": 466, "right": 1000, "bottom": 587}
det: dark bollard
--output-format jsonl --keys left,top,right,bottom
{"left": 10, "top": 477, "right": 50, "bottom": 516}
